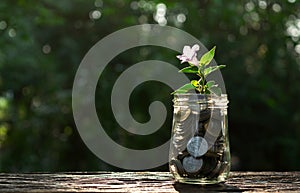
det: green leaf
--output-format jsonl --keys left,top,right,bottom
{"left": 204, "top": 65, "right": 226, "bottom": 76}
{"left": 206, "top": 80, "right": 215, "bottom": 88}
{"left": 208, "top": 86, "right": 222, "bottom": 96}
{"left": 172, "top": 83, "right": 195, "bottom": 94}
{"left": 179, "top": 66, "right": 198, "bottom": 74}
{"left": 199, "top": 46, "right": 216, "bottom": 65}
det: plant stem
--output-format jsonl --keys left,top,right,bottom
{"left": 197, "top": 70, "right": 205, "bottom": 94}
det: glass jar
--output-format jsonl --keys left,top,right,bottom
{"left": 169, "top": 93, "right": 230, "bottom": 184}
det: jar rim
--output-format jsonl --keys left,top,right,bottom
{"left": 173, "top": 93, "right": 227, "bottom": 97}
{"left": 173, "top": 93, "right": 228, "bottom": 106}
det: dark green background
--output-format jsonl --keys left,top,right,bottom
{"left": 0, "top": 0, "right": 299, "bottom": 172}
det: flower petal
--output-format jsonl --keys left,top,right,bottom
{"left": 190, "top": 56, "right": 199, "bottom": 66}
{"left": 177, "top": 55, "right": 188, "bottom": 63}
{"left": 182, "top": 46, "right": 194, "bottom": 59}
{"left": 177, "top": 44, "right": 200, "bottom": 65}
{"left": 192, "top": 44, "right": 200, "bottom": 52}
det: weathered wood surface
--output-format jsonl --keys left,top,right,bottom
{"left": 0, "top": 172, "right": 299, "bottom": 192}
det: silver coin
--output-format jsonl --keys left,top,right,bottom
{"left": 182, "top": 156, "right": 203, "bottom": 173}
{"left": 199, "top": 109, "right": 211, "bottom": 122}
{"left": 187, "top": 136, "right": 208, "bottom": 157}
{"left": 179, "top": 107, "right": 191, "bottom": 122}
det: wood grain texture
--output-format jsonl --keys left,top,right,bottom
{"left": 0, "top": 172, "right": 299, "bottom": 192}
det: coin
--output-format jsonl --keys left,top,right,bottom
{"left": 182, "top": 156, "right": 203, "bottom": 173}
{"left": 179, "top": 107, "right": 191, "bottom": 122}
{"left": 199, "top": 156, "right": 218, "bottom": 176}
{"left": 204, "top": 118, "right": 222, "bottom": 137}
{"left": 207, "top": 160, "right": 222, "bottom": 178}
{"left": 187, "top": 136, "right": 208, "bottom": 157}
{"left": 199, "top": 108, "right": 211, "bottom": 122}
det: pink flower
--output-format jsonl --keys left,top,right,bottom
{"left": 176, "top": 44, "right": 200, "bottom": 66}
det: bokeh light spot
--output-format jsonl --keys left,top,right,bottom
{"left": 295, "top": 44, "right": 300, "bottom": 54}
{"left": 245, "top": 2, "right": 255, "bottom": 12}
{"left": 89, "top": 10, "right": 102, "bottom": 20}
{"left": 8, "top": 28, "right": 16, "bottom": 37}
{"left": 0, "top": 21, "right": 7, "bottom": 30}
{"left": 240, "top": 26, "right": 248, "bottom": 35}
{"left": 258, "top": 0, "right": 267, "bottom": 9}
{"left": 154, "top": 3, "right": 167, "bottom": 26}
{"left": 42, "top": 44, "right": 51, "bottom": 54}
{"left": 272, "top": 3, "right": 282, "bottom": 13}
{"left": 94, "top": 0, "right": 103, "bottom": 7}
{"left": 130, "top": 1, "right": 138, "bottom": 10}
{"left": 177, "top": 13, "right": 186, "bottom": 23}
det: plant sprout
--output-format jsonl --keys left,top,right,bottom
{"left": 173, "top": 44, "right": 225, "bottom": 96}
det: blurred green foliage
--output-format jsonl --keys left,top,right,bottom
{"left": 0, "top": 0, "right": 299, "bottom": 172}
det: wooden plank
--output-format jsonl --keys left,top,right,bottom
{"left": 0, "top": 172, "right": 299, "bottom": 192}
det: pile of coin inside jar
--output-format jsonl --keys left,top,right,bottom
{"left": 170, "top": 108, "right": 228, "bottom": 179}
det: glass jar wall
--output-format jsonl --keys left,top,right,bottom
{"left": 169, "top": 93, "right": 230, "bottom": 184}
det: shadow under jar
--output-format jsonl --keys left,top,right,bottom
{"left": 169, "top": 93, "right": 230, "bottom": 184}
